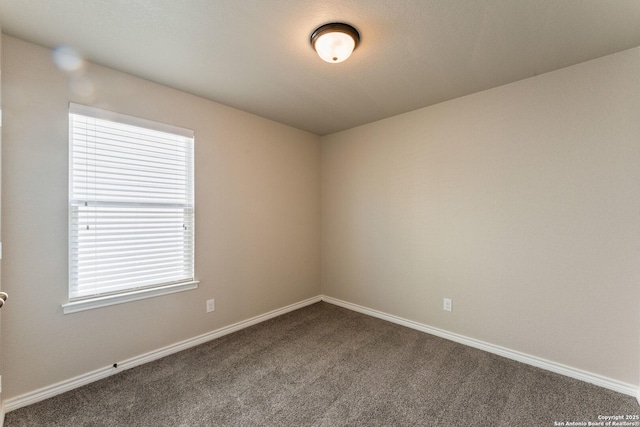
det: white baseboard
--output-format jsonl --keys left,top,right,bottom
{"left": 3, "top": 295, "right": 321, "bottom": 413}
{"left": 4, "top": 294, "right": 638, "bottom": 414}
{"left": 320, "top": 295, "right": 639, "bottom": 399}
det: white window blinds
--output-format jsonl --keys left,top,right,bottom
{"left": 69, "top": 103, "right": 194, "bottom": 300}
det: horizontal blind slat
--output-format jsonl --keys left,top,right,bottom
{"left": 74, "top": 275, "right": 192, "bottom": 297}
{"left": 72, "top": 122, "right": 191, "bottom": 148}
{"left": 75, "top": 270, "right": 191, "bottom": 287}
{"left": 75, "top": 262, "right": 188, "bottom": 281}
{"left": 72, "top": 129, "right": 189, "bottom": 153}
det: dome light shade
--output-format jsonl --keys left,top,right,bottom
{"left": 310, "top": 23, "right": 360, "bottom": 63}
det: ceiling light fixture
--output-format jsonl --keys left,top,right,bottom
{"left": 310, "top": 22, "right": 360, "bottom": 64}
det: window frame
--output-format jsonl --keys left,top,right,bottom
{"left": 63, "top": 103, "right": 198, "bottom": 314}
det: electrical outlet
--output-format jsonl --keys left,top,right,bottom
{"left": 443, "top": 298, "right": 452, "bottom": 312}
{"left": 206, "top": 299, "right": 215, "bottom": 313}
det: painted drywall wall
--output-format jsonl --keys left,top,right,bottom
{"left": 1, "top": 36, "right": 321, "bottom": 399}
{"left": 0, "top": 26, "right": 4, "bottom": 408}
{"left": 321, "top": 47, "right": 640, "bottom": 386}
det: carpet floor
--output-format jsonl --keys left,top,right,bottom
{"left": 5, "top": 302, "right": 639, "bottom": 426}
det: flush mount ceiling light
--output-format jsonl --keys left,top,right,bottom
{"left": 310, "top": 22, "right": 360, "bottom": 63}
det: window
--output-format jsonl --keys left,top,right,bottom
{"left": 64, "top": 103, "right": 196, "bottom": 313}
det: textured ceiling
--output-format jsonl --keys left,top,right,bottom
{"left": 1, "top": 0, "right": 640, "bottom": 135}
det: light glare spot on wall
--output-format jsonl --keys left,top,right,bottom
{"left": 71, "top": 75, "right": 95, "bottom": 98}
{"left": 52, "top": 45, "right": 96, "bottom": 101}
{"left": 52, "top": 45, "right": 84, "bottom": 72}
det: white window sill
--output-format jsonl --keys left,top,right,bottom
{"left": 62, "top": 281, "right": 199, "bottom": 314}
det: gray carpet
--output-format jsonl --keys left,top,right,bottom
{"left": 5, "top": 302, "right": 639, "bottom": 426}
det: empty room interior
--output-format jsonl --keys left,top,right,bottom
{"left": 0, "top": 0, "right": 640, "bottom": 425}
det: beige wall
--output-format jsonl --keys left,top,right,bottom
{"left": 0, "top": 26, "right": 3, "bottom": 405}
{"left": 1, "top": 36, "right": 321, "bottom": 399}
{"left": 321, "top": 47, "right": 640, "bottom": 386}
